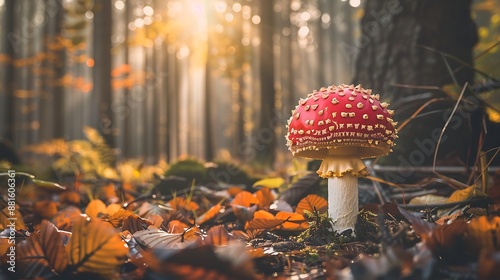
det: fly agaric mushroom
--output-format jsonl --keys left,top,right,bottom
{"left": 286, "top": 84, "right": 397, "bottom": 234}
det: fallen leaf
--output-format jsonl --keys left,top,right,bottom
{"left": 33, "top": 201, "right": 59, "bottom": 219}
{"left": 466, "top": 216, "right": 500, "bottom": 255}
{"left": 133, "top": 225, "right": 187, "bottom": 249}
{"left": 122, "top": 215, "right": 153, "bottom": 234}
{"left": 447, "top": 186, "right": 487, "bottom": 203}
{"left": 16, "top": 220, "right": 68, "bottom": 278}
{"left": 246, "top": 210, "right": 285, "bottom": 230}
{"left": 275, "top": 211, "right": 308, "bottom": 231}
{"left": 231, "top": 191, "right": 260, "bottom": 208}
{"left": 104, "top": 209, "right": 136, "bottom": 228}
{"left": 252, "top": 177, "right": 285, "bottom": 189}
{"left": 169, "top": 197, "right": 199, "bottom": 211}
{"left": 254, "top": 188, "right": 275, "bottom": 209}
{"left": 0, "top": 206, "right": 26, "bottom": 230}
{"left": 408, "top": 194, "right": 448, "bottom": 205}
{"left": 204, "top": 225, "right": 234, "bottom": 246}
{"left": 296, "top": 194, "right": 328, "bottom": 216}
{"left": 85, "top": 199, "right": 108, "bottom": 219}
{"left": 67, "top": 216, "right": 128, "bottom": 275}
{"left": 197, "top": 204, "right": 223, "bottom": 225}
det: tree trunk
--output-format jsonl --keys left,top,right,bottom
{"left": 93, "top": 0, "right": 113, "bottom": 146}
{"left": 352, "top": 0, "right": 480, "bottom": 173}
{"left": 353, "top": 0, "right": 478, "bottom": 101}
{"left": 255, "top": 0, "right": 276, "bottom": 166}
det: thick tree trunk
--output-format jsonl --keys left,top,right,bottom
{"left": 353, "top": 0, "right": 478, "bottom": 101}
{"left": 352, "top": 0, "right": 480, "bottom": 172}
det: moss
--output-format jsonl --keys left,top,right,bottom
{"left": 205, "top": 161, "right": 257, "bottom": 187}
{"left": 295, "top": 210, "right": 356, "bottom": 246}
{"left": 355, "top": 209, "right": 379, "bottom": 242}
{"left": 164, "top": 159, "right": 208, "bottom": 185}
{"left": 295, "top": 209, "right": 379, "bottom": 246}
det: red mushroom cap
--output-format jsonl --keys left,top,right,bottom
{"left": 286, "top": 84, "right": 397, "bottom": 159}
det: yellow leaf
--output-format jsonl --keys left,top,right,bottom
{"left": 67, "top": 217, "right": 128, "bottom": 275}
{"left": 409, "top": 194, "right": 448, "bottom": 205}
{"left": 252, "top": 177, "right": 285, "bottom": 189}
{"left": 446, "top": 186, "right": 487, "bottom": 203}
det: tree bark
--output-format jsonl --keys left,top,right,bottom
{"left": 93, "top": 0, "right": 113, "bottom": 146}
{"left": 353, "top": 0, "right": 478, "bottom": 102}
{"left": 255, "top": 0, "right": 276, "bottom": 166}
{"left": 352, "top": 0, "right": 480, "bottom": 169}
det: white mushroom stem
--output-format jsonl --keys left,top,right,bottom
{"left": 317, "top": 155, "right": 367, "bottom": 234}
{"left": 327, "top": 175, "right": 358, "bottom": 233}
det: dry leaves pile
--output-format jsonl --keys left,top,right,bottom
{"left": 1, "top": 170, "right": 500, "bottom": 279}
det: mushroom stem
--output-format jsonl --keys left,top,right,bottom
{"left": 327, "top": 175, "right": 358, "bottom": 234}
{"left": 317, "top": 155, "right": 367, "bottom": 234}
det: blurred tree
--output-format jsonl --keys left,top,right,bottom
{"left": 92, "top": 0, "right": 113, "bottom": 145}
{"left": 255, "top": 0, "right": 276, "bottom": 166}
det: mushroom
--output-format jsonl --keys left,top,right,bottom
{"left": 286, "top": 84, "right": 397, "bottom": 234}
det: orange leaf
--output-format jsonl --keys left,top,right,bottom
{"left": 59, "top": 191, "right": 81, "bottom": 205}
{"left": 15, "top": 220, "right": 68, "bottom": 278}
{"left": 85, "top": 199, "right": 108, "bottom": 219}
{"left": 146, "top": 214, "right": 164, "bottom": 228}
{"left": 254, "top": 188, "right": 275, "bottom": 209}
{"left": 227, "top": 186, "right": 244, "bottom": 197}
{"left": 276, "top": 212, "right": 308, "bottom": 231}
{"left": 246, "top": 210, "right": 285, "bottom": 230}
{"left": 167, "top": 220, "right": 190, "bottom": 233}
{"left": 296, "top": 194, "right": 328, "bottom": 215}
{"left": 122, "top": 215, "right": 153, "bottom": 234}
{"left": 231, "top": 191, "right": 259, "bottom": 208}
{"left": 169, "top": 197, "right": 199, "bottom": 211}
{"left": 52, "top": 205, "right": 82, "bottom": 231}
{"left": 466, "top": 216, "right": 500, "bottom": 255}
{"left": 104, "top": 209, "right": 136, "bottom": 228}
{"left": 33, "top": 200, "right": 59, "bottom": 219}
{"left": 167, "top": 220, "right": 200, "bottom": 242}
{"left": 0, "top": 206, "right": 26, "bottom": 230}
{"left": 246, "top": 247, "right": 266, "bottom": 259}
{"left": 106, "top": 203, "right": 123, "bottom": 216}
{"left": 204, "top": 225, "right": 234, "bottom": 246}
{"left": 66, "top": 217, "right": 128, "bottom": 276}
{"left": 197, "top": 204, "right": 223, "bottom": 225}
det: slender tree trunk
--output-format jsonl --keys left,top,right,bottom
{"left": 0, "top": 0, "right": 15, "bottom": 142}
{"left": 255, "top": 0, "right": 276, "bottom": 166}
{"left": 93, "top": 0, "right": 113, "bottom": 146}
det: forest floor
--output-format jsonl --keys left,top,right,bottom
{"left": 1, "top": 158, "right": 500, "bottom": 280}
{"left": 1, "top": 128, "right": 500, "bottom": 279}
